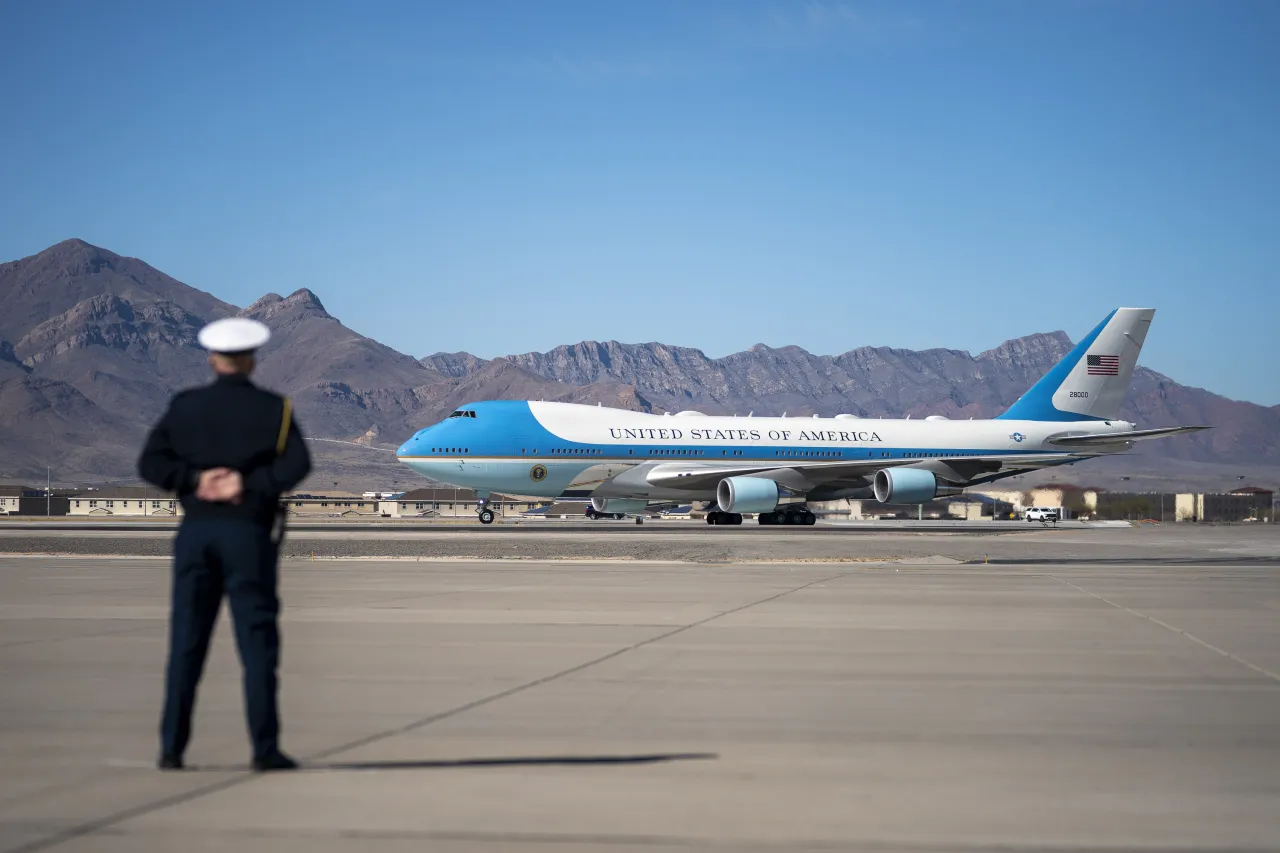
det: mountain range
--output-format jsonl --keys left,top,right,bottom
{"left": 1, "top": 239, "right": 1276, "bottom": 493}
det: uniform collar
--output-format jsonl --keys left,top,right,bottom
{"left": 215, "top": 372, "right": 254, "bottom": 385}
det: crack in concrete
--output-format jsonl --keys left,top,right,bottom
{"left": 3, "top": 570, "right": 856, "bottom": 853}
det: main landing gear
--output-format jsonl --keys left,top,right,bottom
{"left": 476, "top": 495, "right": 496, "bottom": 525}
{"left": 705, "top": 510, "right": 743, "bottom": 525}
{"left": 758, "top": 508, "right": 816, "bottom": 526}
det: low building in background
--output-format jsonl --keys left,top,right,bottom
{"left": 1175, "top": 487, "right": 1273, "bottom": 522}
{"left": 819, "top": 493, "right": 1011, "bottom": 520}
{"left": 5, "top": 481, "right": 1275, "bottom": 523}
{"left": 2, "top": 485, "right": 76, "bottom": 516}
{"left": 281, "top": 491, "right": 379, "bottom": 517}
{"left": 376, "top": 488, "right": 547, "bottom": 519}
{"left": 0, "top": 485, "right": 32, "bottom": 515}
{"left": 69, "top": 487, "right": 180, "bottom": 516}
{"left": 811, "top": 483, "right": 1274, "bottom": 523}
{"left": 282, "top": 488, "right": 549, "bottom": 519}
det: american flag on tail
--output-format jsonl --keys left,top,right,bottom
{"left": 1087, "top": 354, "right": 1120, "bottom": 376}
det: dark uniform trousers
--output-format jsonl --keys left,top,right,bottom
{"left": 162, "top": 518, "right": 283, "bottom": 759}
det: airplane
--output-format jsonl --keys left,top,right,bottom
{"left": 396, "top": 308, "right": 1209, "bottom": 525}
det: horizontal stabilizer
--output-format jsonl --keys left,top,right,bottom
{"left": 1046, "top": 426, "right": 1211, "bottom": 446}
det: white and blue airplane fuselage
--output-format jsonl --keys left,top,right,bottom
{"left": 396, "top": 308, "right": 1208, "bottom": 524}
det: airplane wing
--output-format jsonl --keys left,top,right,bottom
{"left": 643, "top": 452, "right": 1083, "bottom": 492}
{"left": 1046, "top": 426, "right": 1211, "bottom": 446}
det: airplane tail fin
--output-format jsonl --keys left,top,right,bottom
{"left": 997, "top": 308, "right": 1154, "bottom": 422}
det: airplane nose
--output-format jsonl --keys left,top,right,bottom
{"left": 398, "top": 424, "right": 437, "bottom": 457}
{"left": 397, "top": 432, "right": 423, "bottom": 457}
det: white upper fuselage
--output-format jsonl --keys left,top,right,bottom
{"left": 394, "top": 400, "right": 1133, "bottom": 501}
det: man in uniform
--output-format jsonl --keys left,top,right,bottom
{"left": 137, "top": 316, "right": 312, "bottom": 772}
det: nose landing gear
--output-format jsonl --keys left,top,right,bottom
{"left": 476, "top": 494, "right": 496, "bottom": 525}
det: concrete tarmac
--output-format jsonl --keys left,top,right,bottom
{"left": 2, "top": 553, "right": 1279, "bottom": 852}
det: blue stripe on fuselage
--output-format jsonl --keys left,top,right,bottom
{"left": 395, "top": 402, "right": 1072, "bottom": 464}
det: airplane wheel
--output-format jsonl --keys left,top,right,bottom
{"left": 804, "top": 512, "right": 816, "bottom": 526}
{"left": 758, "top": 512, "right": 774, "bottom": 525}
{"left": 706, "top": 512, "right": 718, "bottom": 525}
{"left": 478, "top": 508, "right": 495, "bottom": 524}
{"left": 731, "top": 513, "right": 743, "bottom": 525}
{"left": 636, "top": 516, "right": 644, "bottom": 525}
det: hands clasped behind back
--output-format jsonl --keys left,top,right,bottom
{"left": 197, "top": 468, "right": 244, "bottom": 504}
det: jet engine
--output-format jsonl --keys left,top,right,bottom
{"left": 872, "top": 468, "right": 964, "bottom": 504}
{"left": 590, "top": 498, "right": 649, "bottom": 515}
{"left": 716, "top": 476, "right": 782, "bottom": 514}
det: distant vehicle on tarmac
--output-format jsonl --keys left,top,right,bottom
{"left": 1025, "top": 507, "right": 1060, "bottom": 522}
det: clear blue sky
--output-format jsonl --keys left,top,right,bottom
{"left": 2, "top": 0, "right": 1277, "bottom": 405}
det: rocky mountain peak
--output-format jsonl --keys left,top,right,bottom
{"left": 244, "top": 293, "right": 284, "bottom": 313}
{"left": 282, "top": 287, "right": 327, "bottom": 313}
{"left": 979, "top": 331, "right": 1073, "bottom": 366}
{"left": 42, "top": 237, "right": 114, "bottom": 264}
{"left": 0, "top": 238, "right": 237, "bottom": 345}
{"left": 0, "top": 238, "right": 120, "bottom": 285}
{"left": 241, "top": 287, "right": 330, "bottom": 323}
{"left": 421, "top": 351, "right": 490, "bottom": 378}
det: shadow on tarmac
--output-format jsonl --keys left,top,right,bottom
{"left": 975, "top": 556, "right": 1280, "bottom": 566}
{"left": 189, "top": 752, "right": 719, "bottom": 772}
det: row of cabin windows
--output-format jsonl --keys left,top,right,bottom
{"left": 775, "top": 451, "right": 843, "bottom": 458}
{"left": 873, "top": 451, "right": 966, "bottom": 459}
{"left": 431, "top": 448, "right": 971, "bottom": 458}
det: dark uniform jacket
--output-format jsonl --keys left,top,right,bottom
{"left": 137, "top": 373, "right": 312, "bottom": 527}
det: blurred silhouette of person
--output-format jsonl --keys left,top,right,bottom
{"left": 138, "top": 317, "right": 310, "bottom": 771}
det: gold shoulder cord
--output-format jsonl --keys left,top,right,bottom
{"left": 276, "top": 398, "right": 292, "bottom": 455}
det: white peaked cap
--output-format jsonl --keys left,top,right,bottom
{"left": 197, "top": 317, "right": 271, "bottom": 354}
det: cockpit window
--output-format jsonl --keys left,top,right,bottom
{"left": 448, "top": 410, "right": 477, "bottom": 419}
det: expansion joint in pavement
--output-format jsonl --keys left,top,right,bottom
{"left": 4, "top": 569, "right": 857, "bottom": 853}
{"left": 304, "top": 568, "right": 858, "bottom": 762}
{"left": 1037, "top": 573, "right": 1280, "bottom": 686}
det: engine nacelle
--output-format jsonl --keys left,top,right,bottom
{"left": 872, "top": 468, "right": 963, "bottom": 504}
{"left": 717, "top": 476, "right": 781, "bottom": 514}
{"left": 590, "top": 498, "right": 649, "bottom": 515}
